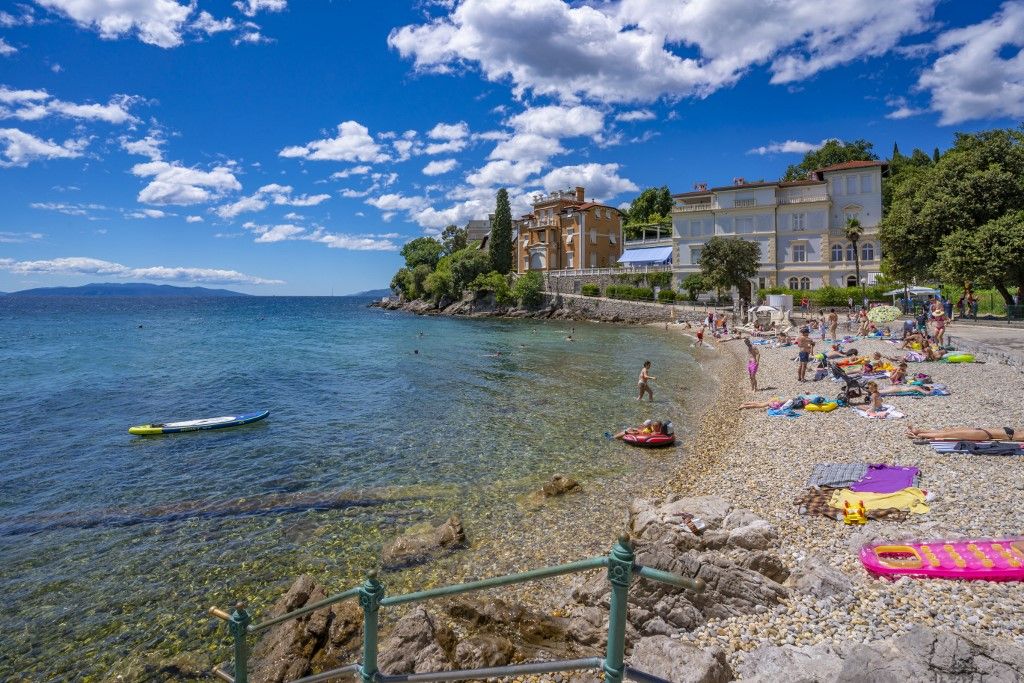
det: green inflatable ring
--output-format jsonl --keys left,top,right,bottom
{"left": 944, "top": 353, "right": 974, "bottom": 363}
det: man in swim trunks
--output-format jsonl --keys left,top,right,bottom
{"left": 637, "top": 360, "right": 656, "bottom": 402}
{"left": 796, "top": 327, "right": 815, "bottom": 382}
{"left": 827, "top": 308, "right": 838, "bottom": 340}
{"left": 696, "top": 325, "right": 705, "bottom": 345}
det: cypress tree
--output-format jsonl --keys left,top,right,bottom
{"left": 933, "top": 146, "right": 941, "bottom": 163}
{"left": 489, "top": 188, "right": 513, "bottom": 274}
{"left": 892, "top": 142, "right": 903, "bottom": 161}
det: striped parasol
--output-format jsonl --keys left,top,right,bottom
{"left": 867, "top": 305, "right": 902, "bottom": 324}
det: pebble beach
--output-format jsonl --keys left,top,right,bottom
{"left": 666, "top": 325, "right": 1024, "bottom": 671}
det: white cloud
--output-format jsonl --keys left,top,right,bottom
{"left": 330, "top": 165, "right": 371, "bottom": 179}
{"left": 132, "top": 160, "right": 242, "bottom": 206}
{"left": 239, "top": 221, "right": 399, "bottom": 250}
{"left": 746, "top": 138, "right": 832, "bottom": 155}
{"left": 0, "top": 38, "right": 16, "bottom": 56}
{"left": 488, "top": 132, "right": 564, "bottom": 165}
{"left": 126, "top": 208, "right": 170, "bottom": 219}
{"left": 0, "top": 256, "right": 281, "bottom": 285}
{"left": 233, "top": 0, "right": 287, "bottom": 17}
{"left": 914, "top": 2, "right": 1024, "bottom": 124}
{"left": 427, "top": 121, "right": 469, "bottom": 140}
{"left": 541, "top": 163, "right": 638, "bottom": 201}
{"left": 282, "top": 211, "right": 302, "bottom": 220}
{"left": 0, "top": 231, "right": 43, "bottom": 243}
{"left": 252, "top": 223, "right": 304, "bottom": 243}
{"left": 35, "top": 0, "right": 195, "bottom": 48}
{"left": 615, "top": 109, "right": 656, "bottom": 122}
{"left": 192, "top": 11, "right": 235, "bottom": 35}
{"left": 215, "top": 183, "right": 330, "bottom": 219}
{"left": 233, "top": 27, "right": 272, "bottom": 46}
{"left": 465, "top": 159, "right": 542, "bottom": 187}
{"left": 186, "top": 215, "right": 204, "bottom": 223}
{"left": 388, "top": 0, "right": 937, "bottom": 103}
{"left": 0, "top": 128, "right": 88, "bottom": 167}
{"left": 31, "top": 201, "right": 106, "bottom": 216}
{"left": 506, "top": 105, "right": 604, "bottom": 138}
{"left": 884, "top": 95, "right": 928, "bottom": 120}
{"left": 422, "top": 158, "right": 458, "bottom": 176}
{"left": 365, "top": 193, "right": 430, "bottom": 214}
{"left": 0, "top": 86, "right": 138, "bottom": 124}
{"left": 119, "top": 131, "right": 165, "bottom": 160}
{"left": 0, "top": 6, "right": 36, "bottom": 27}
{"left": 280, "top": 120, "right": 388, "bottom": 163}
{"left": 423, "top": 138, "right": 465, "bottom": 155}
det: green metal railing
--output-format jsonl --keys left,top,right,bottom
{"left": 207, "top": 535, "right": 704, "bottom": 683}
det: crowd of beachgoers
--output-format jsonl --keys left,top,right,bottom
{"left": 660, "top": 304, "right": 1024, "bottom": 665}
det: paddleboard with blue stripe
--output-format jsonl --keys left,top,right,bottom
{"left": 129, "top": 410, "right": 269, "bottom": 435}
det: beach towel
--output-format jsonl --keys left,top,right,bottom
{"left": 807, "top": 463, "right": 868, "bottom": 488}
{"left": 854, "top": 404, "right": 905, "bottom": 420}
{"left": 848, "top": 464, "right": 921, "bottom": 493}
{"left": 767, "top": 407, "right": 800, "bottom": 418}
{"left": 795, "top": 486, "right": 909, "bottom": 522}
{"left": 828, "top": 487, "right": 930, "bottom": 515}
{"left": 885, "top": 388, "right": 950, "bottom": 397}
{"left": 931, "top": 441, "right": 1024, "bottom": 455}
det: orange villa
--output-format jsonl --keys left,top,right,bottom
{"left": 515, "top": 186, "right": 624, "bottom": 273}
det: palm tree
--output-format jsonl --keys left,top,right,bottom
{"left": 845, "top": 217, "right": 864, "bottom": 295}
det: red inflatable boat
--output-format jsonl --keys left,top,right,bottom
{"left": 623, "top": 432, "right": 676, "bottom": 448}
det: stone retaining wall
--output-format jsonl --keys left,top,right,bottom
{"left": 543, "top": 292, "right": 708, "bottom": 324}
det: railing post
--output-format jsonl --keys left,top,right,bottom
{"left": 229, "top": 602, "right": 251, "bottom": 683}
{"left": 358, "top": 570, "right": 385, "bottom": 683}
{"left": 603, "top": 534, "right": 634, "bottom": 683}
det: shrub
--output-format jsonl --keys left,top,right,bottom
{"left": 605, "top": 285, "right": 654, "bottom": 301}
{"left": 581, "top": 283, "right": 601, "bottom": 297}
{"left": 647, "top": 271, "right": 673, "bottom": 288}
{"left": 512, "top": 270, "right": 544, "bottom": 308}
{"left": 657, "top": 289, "right": 677, "bottom": 302}
{"left": 469, "top": 270, "right": 514, "bottom": 306}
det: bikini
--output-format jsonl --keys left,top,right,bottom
{"left": 979, "top": 427, "right": 1017, "bottom": 440}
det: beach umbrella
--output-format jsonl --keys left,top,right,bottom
{"left": 867, "top": 305, "right": 901, "bottom": 324}
{"left": 752, "top": 305, "right": 778, "bottom": 313}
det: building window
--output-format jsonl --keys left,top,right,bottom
{"left": 538, "top": 230, "right": 546, "bottom": 243}
{"left": 845, "top": 211, "right": 860, "bottom": 223}
{"left": 860, "top": 174, "right": 871, "bottom": 193}
{"left": 793, "top": 244, "right": 806, "bottom": 262}
{"left": 847, "top": 275, "right": 858, "bottom": 287}
{"left": 862, "top": 242, "right": 874, "bottom": 261}
{"left": 589, "top": 252, "right": 597, "bottom": 267}
{"left": 845, "top": 176, "right": 856, "bottom": 195}
{"left": 590, "top": 228, "right": 597, "bottom": 244}
{"left": 846, "top": 244, "right": 856, "bottom": 261}
{"left": 800, "top": 277, "right": 811, "bottom": 290}
{"left": 567, "top": 251, "right": 574, "bottom": 268}
{"left": 690, "top": 248, "right": 702, "bottom": 265}
{"left": 831, "top": 244, "right": 843, "bottom": 262}
{"left": 758, "top": 277, "right": 767, "bottom": 290}
{"left": 788, "top": 277, "right": 799, "bottom": 289}
{"left": 793, "top": 213, "right": 805, "bottom": 231}
{"left": 609, "top": 232, "right": 617, "bottom": 244}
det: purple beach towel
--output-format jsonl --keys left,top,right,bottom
{"left": 848, "top": 464, "right": 921, "bottom": 493}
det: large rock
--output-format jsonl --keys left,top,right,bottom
{"left": 784, "top": 557, "right": 855, "bottom": 600}
{"left": 570, "top": 498, "right": 788, "bottom": 640}
{"left": 248, "top": 576, "right": 362, "bottom": 683}
{"left": 738, "top": 626, "right": 1024, "bottom": 683}
{"left": 381, "top": 514, "right": 467, "bottom": 570}
{"left": 631, "top": 637, "right": 734, "bottom": 683}
{"left": 542, "top": 474, "right": 581, "bottom": 497}
{"left": 377, "top": 607, "right": 456, "bottom": 675}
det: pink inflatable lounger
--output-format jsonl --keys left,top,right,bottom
{"left": 860, "top": 538, "right": 1024, "bottom": 581}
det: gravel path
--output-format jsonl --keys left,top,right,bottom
{"left": 667, "top": 330, "right": 1024, "bottom": 669}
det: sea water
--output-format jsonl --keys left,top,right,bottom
{"left": 0, "top": 295, "right": 709, "bottom": 679}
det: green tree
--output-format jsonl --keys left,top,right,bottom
{"left": 470, "top": 271, "right": 514, "bottom": 306}
{"left": 449, "top": 246, "right": 492, "bottom": 293}
{"left": 938, "top": 211, "right": 1024, "bottom": 307}
{"left": 512, "top": 270, "right": 544, "bottom": 308}
{"left": 783, "top": 139, "right": 877, "bottom": 181}
{"left": 440, "top": 224, "right": 468, "bottom": 255}
{"left": 489, "top": 188, "right": 513, "bottom": 274}
{"left": 698, "top": 237, "right": 760, "bottom": 302}
{"left": 401, "top": 236, "right": 443, "bottom": 269}
{"left": 626, "top": 186, "right": 673, "bottom": 225}
{"left": 845, "top": 217, "right": 864, "bottom": 291}
{"left": 933, "top": 146, "right": 941, "bottom": 163}
{"left": 892, "top": 142, "right": 903, "bottom": 162}
{"left": 681, "top": 273, "right": 706, "bottom": 301}
{"left": 880, "top": 128, "right": 1024, "bottom": 284}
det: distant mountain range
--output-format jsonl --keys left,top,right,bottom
{"left": 3, "top": 282, "right": 248, "bottom": 297}
{"left": 348, "top": 288, "right": 391, "bottom": 297}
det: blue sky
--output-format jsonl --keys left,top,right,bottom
{"left": 0, "top": 0, "right": 1019, "bottom": 294}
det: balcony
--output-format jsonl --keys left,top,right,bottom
{"left": 677, "top": 203, "right": 715, "bottom": 212}
{"left": 779, "top": 195, "right": 829, "bottom": 205}
{"left": 733, "top": 198, "right": 757, "bottom": 208}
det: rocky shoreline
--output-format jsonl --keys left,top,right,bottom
{"left": 237, "top": 319, "right": 1024, "bottom": 682}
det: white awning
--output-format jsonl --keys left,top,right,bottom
{"left": 618, "top": 246, "right": 672, "bottom": 265}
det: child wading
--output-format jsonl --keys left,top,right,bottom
{"left": 744, "top": 338, "right": 760, "bottom": 391}
{"left": 637, "top": 360, "right": 656, "bottom": 402}
{"left": 796, "top": 327, "right": 815, "bottom": 382}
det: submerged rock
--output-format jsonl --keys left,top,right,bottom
{"left": 381, "top": 514, "right": 468, "bottom": 570}
{"left": 542, "top": 474, "right": 581, "bottom": 497}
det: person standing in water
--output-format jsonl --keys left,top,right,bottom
{"left": 743, "top": 338, "right": 760, "bottom": 391}
{"left": 637, "top": 360, "right": 656, "bottom": 402}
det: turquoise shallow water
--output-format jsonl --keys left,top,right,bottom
{"left": 0, "top": 296, "right": 707, "bottom": 680}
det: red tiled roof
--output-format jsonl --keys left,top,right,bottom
{"left": 814, "top": 160, "right": 887, "bottom": 173}
{"left": 778, "top": 179, "right": 826, "bottom": 187}
{"left": 672, "top": 190, "right": 713, "bottom": 198}
{"left": 709, "top": 180, "right": 777, "bottom": 192}
{"left": 576, "top": 202, "right": 624, "bottom": 213}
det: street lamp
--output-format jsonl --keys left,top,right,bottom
{"left": 860, "top": 277, "right": 867, "bottom": 308}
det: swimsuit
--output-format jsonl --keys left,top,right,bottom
{"left": 799, "top": 351, "right": 810, "bottom": 363}
{"left": 748, "top": 359, "right": 759, "bottom": 374}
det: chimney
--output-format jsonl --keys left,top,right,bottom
{"left": 574, "top": 186, "right": 585, "bottom": 202}
{"left": 733, "top": 177, "right": 745, "bottom": 186}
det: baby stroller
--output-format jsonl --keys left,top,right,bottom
{"left": 829, "top": 361, "right": 868, "bottom": 404}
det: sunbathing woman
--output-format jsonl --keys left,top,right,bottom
{"left": 865, "top": 380, "right": 936, "bottom": 398}
{"left": 906, "top": 425, "right": 1022, "bottom": 441}
{"left": 889, "top": 361, "right": 908, "bottom": 384}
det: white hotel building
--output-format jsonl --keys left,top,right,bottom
{"left": 671, "top": 160, "right": 886, "bottom": 291}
